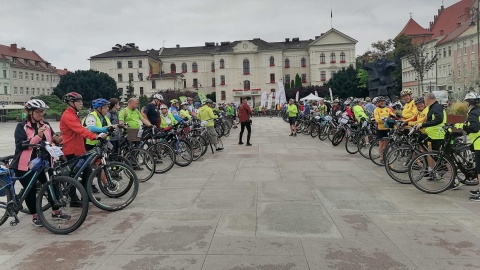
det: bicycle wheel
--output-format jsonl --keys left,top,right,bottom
{"left": 327, "top": 126, "right": 337, "bottom": 142}
{"left": 109, "top": 154, "right": 133, "bottom": 167}
{"left": 215, "top": 124, "right": 225, "bottom": 138}
{"left": 173, "top": 139, "right": 193, "bottom": 167}
{"left": 302, "top": 122, "right": 311, "bottom": 135}
{"left": 124, "top": 148, "right": 155, "bottom": 182}
{"left": 188, "top": 136, "right": 204, "bottom": 161}
{"left": 331, "top": 129, "right": 345, "bottom": 146}
{"left": 369, "top": 139, "right": 385, "bottom": 166}
{"left": 147, "top": 142, "right": 176, "bottom": 174}
{"left": 384, "top": 145, "right": 419, "bottom": 184}
{"left": 310, "top": 123, "right": 319, "bottom": 138}
{"left": 345, "top": 134, "right": 359, "bottom": 154}
{"left": 87, "top": 161, "right": 139, "bottom": 211}
{"left": 0, "top": 179, "right": 11, "bottom": 226}
{"left": 318, "top": 124, "right": 328, "bottom": 141}
{"left": 19, "top": 181, "right": 51, "bottom": 214}
{"left": 36, "top": 176, "right": 88, "bottom": 234}
{"left": 357, "top": 134, "right": 374, "bottom": 159}
{"left": 193, "top": 135, "right": 209, "bottom": 156}
{"left": 408, "top": 151, "right": 456, "bottom": 194}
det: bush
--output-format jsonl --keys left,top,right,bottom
{"left": 5, "top": 110, "right": 22, "bottom": 121}
{"left": 447, "top": 101, "right": 468, "bottom": 116}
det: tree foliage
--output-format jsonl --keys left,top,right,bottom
{"left": 406, "top": 42, "right": 438, "bottom": 92}
{"left": 357, "top": 69, "right": 369, "bottom": 89}
{"left": 294, "top": 74, "right": 302, "bottom": 88}
{"left": 124, "top": 80, "right": 135, "bottom": 102}
{"left": 53, "top": 70, "right": 120, "bottom": 104}
{"left": 206, "top": 92, "right": 216, "bottom": 102}
{"left": 325, "top": 65, "right": 367, "bottom": 98}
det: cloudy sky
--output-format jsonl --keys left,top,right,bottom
{"left": 0, "top": 0, "right": 458, "bottom": 71}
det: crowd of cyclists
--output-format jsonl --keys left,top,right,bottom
{"left": 286, "top": 88, "right": 480, "bottom": 202}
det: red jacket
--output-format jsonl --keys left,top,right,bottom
{"left": 238, "top": 103, "right": 253, "bottom": 123}
{"left": 60, "top": 107, "right": 97, "bottom": 156}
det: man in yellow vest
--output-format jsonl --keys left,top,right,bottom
{"left": 198, "top": 99, "right": 223, "bottom": 151}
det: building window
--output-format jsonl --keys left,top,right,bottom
{"left": 192, "top": 62, "right": 198, "bottom": 72}
{"left": 36, "top": 74, "right": 39, "bottom": 81}
{"left": 13, "top": 71, "right": 16, "bottom": 79}
{"left": 193, "top": 78, "right": 198, "bottom": 88}
{"left": 243, "top": 59, "right": 250, "bottom": 74}
{"left": 13, "top": 57, "right": 17, "bottom": 64}
{"left": 448, "top": 46, "right": 451, "bottom": 56}
{"left": 320, "top": 53, "right": 326, "bottom": 63}
{"left": 138, "top": 73, "right": 143, "bottom": 81}
{"left": 152, "top": 80, "right": 156, "bottom": 89}
{"left": 220, "top": 59, "right": 225, "bottom": 69}
{"left": 301, "top": 74, "right": 307, "bottom": 83}
{"left": 14, "top": 87, "right": 17, "bottom": 95}
{"left": 118, "top": 87, "right": 123, "bottom": 94}
{"left": 117, "top": 61, "right": 122, "bottom": 69}
{"left": 464, "top": 63, "right": 468, "bottom": 77}
{"left": 284, "top": 74, "right": 290, "bottom": 84}
{"left": 42, "top": 88, "right": 45, "bottom": 95}
{"left": 140, "top": 87, "right": 144, "bottom": 95}
{"left": 181, "top": 63, "right": 187, "bottom": 73}
{"left": 20, "top": 87, "right": 24, "bottom": 95}
{"left": 211, "top": 62, "right": 215, "bottom": 72}
{"left": 340, "top": 52, "right": 346, "bottom": 63}
{"left": 270, "top": 73, "right": 275, "bottom": 83}
{"left": 243, "top": 80, "right": 250, "bottom": 90}
{"left": 3, "top": 86, "right": 7, "bottom": 95}
{"left": 26, "top": 87, "right": 29, "bottom": 96}
{"left": 301, "top": 57, "right": 306, "bottom": 67}
{"left": 464, "top": 41, "right": 467, "bottom": 55}
{"left": 330, "top": 53, "right": 336, "bottom": 63}
{"left": 221, "top": 91, "right": 226, "bottom": 101}
{"left": 284, "top": 58, "right": 290, "bottom": 68}
{"left": 443, "top": 48, "right": 446, "bottom": 58}
{"left": 212, "top": 78, "right": 216, "bottom": 87}
{"left": 128, "top": 61, "right": 133, "bottom": 68}
{"left": 269, "top": 56, "right": 275, "bottom": 66}
{"left": 170, "top": 63, "right": 176, "bottom": 73}
{"left": 128, "top": 73, "right": 134, "bottom": 81}
{"left": 31, "top": 73, "right": 34, "bottom": 80}
{"left": 24, "top": 59, "right": 28, "bottom": 65}
{"left": 118, "top": 74, "right": 123, "bottom": 82}
{"left": 472, "top": 60, "right": 476, "bottom": 74}
{"left": 458, "top": 64, "right": 461, "bottom": 78}
{"left": 220, "top": 75, "right": 225, "bottom": 85}
{"left": 321, "top": 71, "right": 326, "bottom": 81}
{"left": 41, "top": 74, "right": 44, "bottom": 81}
{"left": 330, "top": 70, "right": 336, "bottom": 78}
{"left": 138, "top": 60, "right": 143, "bottom": 68}
{"left": 2, "top": 70, "right": 6, "bottom": 78}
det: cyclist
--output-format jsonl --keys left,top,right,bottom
{"left": 318, "top": 99, "right": 327, "bottom": 116}
{"left": 187, "top": 97, "right": 197, "bottom": 118}
{"left": 374, "top": 96, "right": 396, "bottom": 163}
{"left": 179, "top": 101, "right": 192, "bottom": 120}
{"left": 238, "top": 98, "right": 253, "bottom": 146}
{"left": 193, "top": 102, "right": 201, "bottom": 115}
{"left": 454, "top": 92, "right": 480, "bottom": 201}
{"left": 119, "top": 98, "right": 152, "bottom": 129}
{"left": 226, "top": 102, "right": 237, "bottom": 129}
{"left": 353, "top": 99, "right": 369, "bottom": 123}
{"left": 159, "top": 104, "right": 178, "bottom": 129}
{"left": 142, "top": 93, "right": 163, "bottom": 128}
{"left": 331, "top": 99, "right": 342, "bottom": 116}
{"left": 11, "top": 99, "right": 68, "bottom": 226}
{"left": 60, "top": 92, "right": 106, "bottom": 207}
{"left": 408, "top": 97, "right": 428, "bottom": 131}
{"left": 400, "top": 89, "right": 418, "bottom": 130}
{"left": 169, "top": 99, "right": 184, "bottom": 122}
{"left": 198, "top": 99, "right": 223, "bottom": 151}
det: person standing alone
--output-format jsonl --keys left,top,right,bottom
{"left": 238, "top": 98, "right": 253, "bottom": 146}
{"left": 287, "top": 99, "right": 298, "bottom": 136}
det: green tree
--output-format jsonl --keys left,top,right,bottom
{"left": 206, "top": 92, "right": 216, "bottom": 102}
{"left": 371, "top": 39, "right": 394, "bottom": 58}
{"left": 31, "top": 94, "right": 66, "bottom": 119}
{"left": 294, "top": 74, "right": 302, "bottom": 88}
{"left": 124, "top": 80, "right": 135, "bottom": 102}
{"left": 291, "top": 80, "right": 295, "bottom": 89}
{"left": 284, "top": 82, "right": 291, "bottom": 89}
{"left": 406, "top": 42, "right": 438, "bottom": 93}
{"left": 357, "top": 69, "right": 369, "bottom": 89}
{"left": 139, "top": 94, "right": 149, "bottom": 109}
{"left": 53, "top": 70, "right": 120, "bottom": 104}
{"left": 326, "top": 65, "right": 366, "bottom": 98}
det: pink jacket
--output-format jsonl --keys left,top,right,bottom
{"left": 13, "top": 120, "right": 53, "bottom": 171}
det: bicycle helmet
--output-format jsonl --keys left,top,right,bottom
{"left": 333, "top": 99, "right": 339, "bottom": 103}
{"left": 187, "top": 97, "right": 193, "bottom": 101}
{"left": 194, "top": 102, "right": 200, "bottom": 107}
{"left": 92, "top": 98, "right": 109, "bottom": 109}
{"left": 25, "top": 99, "right": 49, "bottom": 111}
{"left": 181, "top": 101, "right": 189, "bottom": 106}
{"left": 153, "top": 93, "right": 164, "bottom": 101}
{"left": 400, "top": 88, "right": 413, "bottom": 96}
{"left": 414, "top": 97, "right": 425, "bottom": 104}
{"left": 372, "top": 97, "right": 378, "bottom": 103}
{"left": 170, "top": 99, "right": 179, "bottom": 104}
{"left": 159, "top": 104, "right": 168, "bottom": 110}
{"left": 205, "top": 99, "right": 213, "bottom": 104}
{"left": 64, "top": 92, "right": 83, "bottom": 102}
{"left": 376, "top": 96, "right": 387, "bottom": 102}
{"left": 464, "top": 92, "right": 480, "bottom": 102}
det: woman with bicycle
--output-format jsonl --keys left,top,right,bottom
{"left": 374, "top": 96, "right": 396, "bottom": 163}
{"left": 454, "top": 92, "right": 480, "bottom": 201}
{"left": 11, "top": 99, "right": 67, "bottom": 227}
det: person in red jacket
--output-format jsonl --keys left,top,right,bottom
{"left": 60, "top": 92, "right": 106, "bottom": 207}
{"left": 238, "top": 98, "right": 253, "bottom": 146}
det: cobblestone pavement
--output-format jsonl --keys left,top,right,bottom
{"left": 1, "top": 118, "right": 480, "bottom": 269}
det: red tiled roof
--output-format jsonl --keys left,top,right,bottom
{"left": 399, "top": 18, "right": 432, "bottom": 36}
{"left": 57, "top": 68, "right": 70, "bottom": 76}
{"left": 0, "top": 44, "right": 45, "bottom": 62}
{"left": 430, "top": 0, "right": 473, "bottom": 39}
{"left": 437, "top": 20, "right": 471, "bottom": 45}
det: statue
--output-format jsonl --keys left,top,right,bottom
{"left": 363, "top": 55, "right": 397, "bottom": 101}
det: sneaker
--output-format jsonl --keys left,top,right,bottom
{"left": 52, "top": 210, "right": 71, "bottom": 220}
{"left": 216, "top": 148, "right": 224, "bottom": 151}
{"left": 246, "top": 143, "right": 252, "bottom": 146}
{"left": 32, "top": 217, "right": 43, "bottom": 227}
{"left": 233, "top": 126, "right": 238, "bottom": 129}
{"left": 469, "top": 195, "right": 480, "bottom": 201}
{"left": 91, "top": 185, "right": 99, "bottom": 194}
{"left": 238, "top": 142, "right": 244, "bottom": 145}
{"left": 451, "top": 178, "right": 463, "bottom": 190}
{"left": 70, "top": 200, "right": 83, "bottom": 208}
{"left": 469, "top": 189, "right": 480, "bottom": 195}
{"left": 289, "top": 133, "right": 293, "bottom": 136}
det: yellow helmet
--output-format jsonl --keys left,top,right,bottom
{"left": 170, "top": 99, "right": 179, "bottom": 104}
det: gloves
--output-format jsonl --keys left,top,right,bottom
{"left": 97, "top": 133, "right": 107, "bottom": 139}
{"left": 454, "top": 123, "right": 464, "bottom": 129}
{"left": 107, "top": 126, "right": 115, "bottom": 133}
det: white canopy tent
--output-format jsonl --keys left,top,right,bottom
{"left": 300, "top": 93, "right": 323, "bottom": 102}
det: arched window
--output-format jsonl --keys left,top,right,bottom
{"left": 220, "top": 59, "right": 225, "bottom": 69}
{"left": 301, "top": 57, "right": 306, "bottom": 67}
{"left": 320, "top": 54, "right": 325, "bottom": 64}
{"left": 285, "top": 58, "right": 290, "bottom": 68}
{"left": 211, "top": 62, "right": 215, "bottom": 72}
{"left": 170, "top": 63, "right": 176, "bottom": 73}
{"left": 330, "top": 53, "right": 336, "bottom": 63}
{"left": 192, "top": 62, "right": 198, "bottom": 72}
{"left": 181, "top": 63, "right": 187, "bottom": 73}
{"left": 340, "top": 52, "right": 346, "bottom": 63}
{"left": 243, "top": 80, "right": 250, "bottom": 90}
{"left": 243, "top": 59, "right": 250, "bottom": 74}
{"left": 269, "top": 56, "right": 275, "bottom": 66}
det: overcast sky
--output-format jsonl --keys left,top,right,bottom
{"left": 0, "top": 0, "right": 457, "bottom": 71}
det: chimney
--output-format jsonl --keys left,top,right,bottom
{"left": 176, "top": 44, "right": 180, "bottom": 48}
{"left": 430, "top": 21, "right": 434, "bottom": 29}
{"left": 20, "top": 47, "right": 25, "bottom": 50}
{"left": 285, "top": 38, "right": 290, "bottom": 42}
{"left": 434, "top": 15, "right": 438, "bottom": 22}
{"left": 10, "top": 44, "right": 17, "bottom": 52}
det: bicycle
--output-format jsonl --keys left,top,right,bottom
{"left": 0, "top": 142, "right": 88, "bottom": 234}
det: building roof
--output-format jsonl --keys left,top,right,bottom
{"left": 57, "top": 68, "right": 70, "bottom": 76}
{"left": 90, "top": 44, "right": 161, "bottom": 60}
{"left": 399, "top": 18, "right": 432, "bottom": 37}
{"left": 0, "top": 43, "right": 59, "bottom": 73}
{"left": 0, "top": 44, "right": 45, "bottom": 62}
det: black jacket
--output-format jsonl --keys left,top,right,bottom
{"left": 422, "top": 101, "right": 445, "bottom": 129}
{"left": 464, "top": 106, "right": 480, "bottom": 135}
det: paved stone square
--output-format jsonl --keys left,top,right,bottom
{"left": 1, "top": 118, "right": 480, "bottom": 269}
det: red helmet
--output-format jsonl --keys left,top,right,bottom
{"left": 64, "top": 92, "right": 83, "bottom": 103}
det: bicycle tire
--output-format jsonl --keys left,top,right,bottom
{"left": 0, "top": 179, "right": 11, "bottom": 226}
{"left": 215, "top": 123, "right": 225, "bottom": 138}
{"left": 188, "top": 136, "right": 204, "bottom": 161}
{"left": 18, "top": 183, "right": 51, "bottom": 214}
{"left": 369, "top": 139, "right": 386, "bottom": 166}
{"left": 332, "top": 129, "right": 345, "bottom": 146}
{"left": 345, "top": 134, "right": 359, "bottom": 154}
{"left": 36, "top": 176, "right": 88, "bottom": 234}
{"left": 357, "top": 134, "right": 374, "bottom": 159}
{"left": 193, "top": 135, "right": 209, "bottom": 156}
{"left": 319, "top": 124, "right": 329, "bottom": 141}
{"left": 173, "top": 139, "right": 193, "bottom": 167}
{"left": 327, "top": 125, "right": 336, "bottom": 142}
{"left": 109, "top": 154, "right": 133, "bottom": 167}
{"left": 384, "top": 145, "right": 419, "bottom": 184}
{"left": 124, "top": 148, "right": 155, "bottom": 182}
{"left": 147, "top": 142, "right": 175, "bottom": 174}
{"left": 408, "top": 151, "right": 456, "bottom": 194}
{"left": 87, "top": 161, "right": 139, "bottom": 211}
{"left": 310, "top": 123, "right": 319, "bottom": 138}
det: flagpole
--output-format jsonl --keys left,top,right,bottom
{"left": 330, "top": 7, "right": 333, "bottom": 28}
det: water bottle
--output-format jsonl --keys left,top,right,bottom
{"left": 71, "top": 159, "right": 85, "bottom": 176}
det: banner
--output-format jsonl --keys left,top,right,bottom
{"left": 277, "top": 82, "right": 286, "bottom": 104}
{"left": 260, "top": 92, "right": 267, "bottom": 108}
{"left": 295, "top": 91, "right": 299, "bottom": 102}
{"left": 328, "top": 88, "right": 333, "bottom": 102}
{"left": 178, "top": 96, "right": 187, "bottom": 103}
{"left": 267, "top": 93, "right": 273, "bottom": 109}
{"left": 197, "top": 91, "right": 207, "bottom": 102}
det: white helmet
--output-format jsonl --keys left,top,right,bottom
{"left": 153, "top": 93, "right": 164, "bottom": 101}
{"left": 464, "top": 92, "right": 480, "bottom": 102}
{"left": 159, "top": 104, "right": 168, "bottom": 110}
{"left": 25, "top": 99, "right": 49, "bottom": 111}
